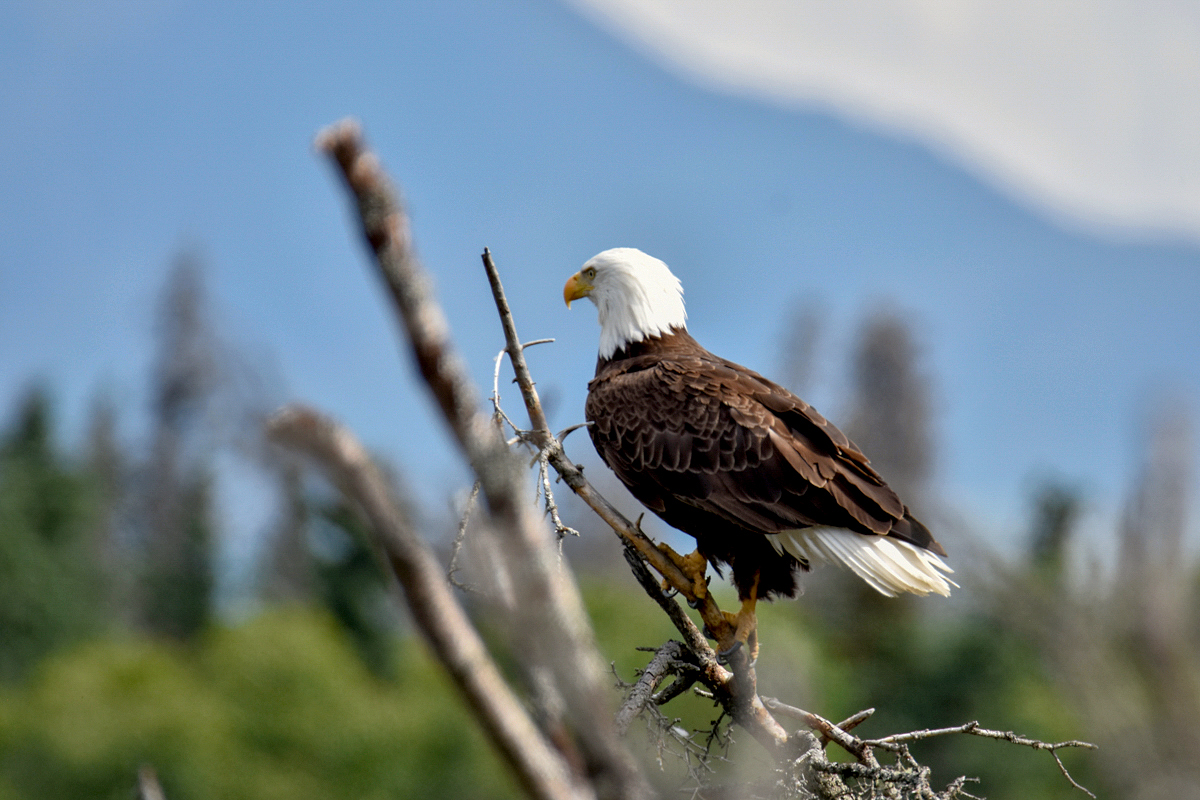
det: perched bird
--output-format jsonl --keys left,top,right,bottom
{"left": 564, "top": 248, "right": 954, "bottom": 655}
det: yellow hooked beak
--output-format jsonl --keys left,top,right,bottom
{"left": 563, "top": 271, "right": 593, "bottom": 308}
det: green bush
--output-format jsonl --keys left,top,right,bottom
{"left": 0, "top": 609, "right": 519, "bottom": 800}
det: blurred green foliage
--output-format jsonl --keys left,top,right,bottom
{"left": 312, "top": 502, "right": 399, "bottom": 681}
{"left": 0, "top": 610, "right": 520, "bottom": 800}
{"left": 0, "top": 375, "right": 1105, "bottom": 799}
{"left": 0, "top": 388, "right": 106, "bottom": 683}
{"left": 138, "top": 471, "right": 216, "bottom": 642}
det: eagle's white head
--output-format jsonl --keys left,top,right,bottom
{"left": 563, "top": 247, "right": 688, "bottom": 359}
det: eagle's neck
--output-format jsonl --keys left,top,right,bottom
{"left": 596, "top": 327, "right": 704, "bottom": 372}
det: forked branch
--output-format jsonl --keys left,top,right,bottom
{"left": 267, "top": 406, "right": 582, "bottom": 800}
{"left": 766, "top": 698, "right": 1096, "bottom": 798}
{"left": 313, "top": 118, "right": 650, "bottom": 800}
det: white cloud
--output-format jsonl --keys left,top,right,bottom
{"left": 571, "top": 0, "right": 1200, "bottom": 239}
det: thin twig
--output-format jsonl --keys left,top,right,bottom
{"left": 447, "top": 481, "right": 480, "bottom": 592}
{"left": 762, "top": 698, "right": 869, "bottom": 761}
{"left": 556, "top": 422, "right": 591, "bottom": 442}
{"left": 864, "top": 722, "right": 1097, "bottom": 798}
{"left": 490, "top": 339, "right": 554, "bottom": 443}
{"left": 537, "top": 450, "right": 579, "bottom": 540}
{"left": 489, "top": 338, "right": 578, "bottom": 542}
{"left": 867, "top": 720, "right": 1096, "bottom": 751}
{"left": 1048, "top": 749, "right": 1096, "bottom": 799}
{"left": 482, "top": 248, "right": 553, "bottom": 437}
{"left": 829, "top": 709, "right": 875, "bottom": 741}
{"left": 491, "top": 348, "right": 526, "bottom": 440}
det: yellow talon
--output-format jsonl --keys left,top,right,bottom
{"left": 656, "top": 543, "right": 709, "bottom": 601}
{"left": 720, "top": 574, "right": 760, "bottom": 662}
{"left": 722, "top": 601, "right": 759, "bottom": 662}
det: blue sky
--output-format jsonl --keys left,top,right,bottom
{"left": 3, "top": 0, "right": 1197, "bottom": 560}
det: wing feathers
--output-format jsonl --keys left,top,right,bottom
{"left": 586, "top": 330, "right": 951, "bottom": 597}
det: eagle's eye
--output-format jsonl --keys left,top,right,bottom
{"left": 584, "top": 267, "right": 596, "bottom": 279}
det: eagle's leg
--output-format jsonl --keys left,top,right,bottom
{"left": 656, "top": 542, "right": 709, "bottom": 601}
{"left": 720, "top": 574, "right": 760, "bottom": 662}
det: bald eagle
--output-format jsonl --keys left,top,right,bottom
{"left": 564, "top": 248, "right": 953, "bottom": 653}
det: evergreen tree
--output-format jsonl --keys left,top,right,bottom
{"left": 843, "top": 307, "right": 934, "bottom": 507}
{"left": 0, "top": 388, "right": 106, "bottom": 681}
{"left": 310, "top": 498, "right": 399, "bottom": 680}
{"left": 1027, "top": 481, "right": 1080, "bottom": 584}
{"left": 136, "top": 254, "right": 219, "bottom": 640}
{"left": 809, "top": 307, "right": 937, "bottom": 638}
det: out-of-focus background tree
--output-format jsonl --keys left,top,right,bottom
{"left": 2, "top": 2, "right": 1198, "bottom": 798}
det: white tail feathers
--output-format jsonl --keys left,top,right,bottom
{"left": 766, "top": 528, "right": 957, "bottom": 597}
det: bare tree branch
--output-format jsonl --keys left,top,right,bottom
{"left": 137, "top": 766, "right": 167, "bottom": 800}
{"left": 314, "top": 119, "right": 650, "bottom": 800}
{"left": 620, "top": 544, "right": 721, "bottom": 673}
{"left": 763, "top": 698, "right": 870, "bottom": 761}
{"left": 615, "top": 641, "right": 688, "bottom": 736}
{"left": 267, "top": 406, "right": 587, "bottom": 800}
{"left": 765, "top": 696, "right": 1097, "bottom": 798}
{"left": 864, "top": 722, "right": 1098, "bottom": 798}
